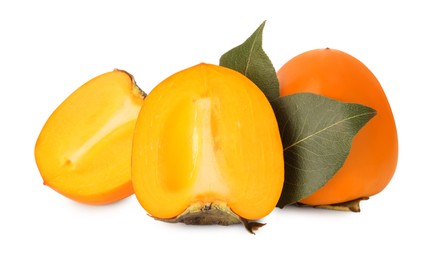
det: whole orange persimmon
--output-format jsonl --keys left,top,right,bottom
{"left": 277, "top": 48, "right": 398, "bottom": 208}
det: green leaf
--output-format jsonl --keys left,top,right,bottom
{"left": 219, "top": 21, "right": 279, "bottom": 101}
{"left": 272, "top": 93, "right": 377, "bottom": 207}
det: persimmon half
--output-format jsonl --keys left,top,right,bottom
{"left": 277, "top": 48, "right": 398, "bottom": 209}
{"left": 131, "top": 63, "right": 284, "bottom": 232}
{"left": 35, "top": 70, "right": 145, "bottom": 204}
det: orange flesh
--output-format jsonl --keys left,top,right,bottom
{"left": 35, "top": 70, "right": 144, "bottom": 204}
{"left": 277, "top": 48, "right": 398, "bottom": 205}
{"left": 132, "top": 63, "right": 284, "bottom": 220}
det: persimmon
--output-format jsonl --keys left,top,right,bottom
{"left": 35, "top": 70, "right": 145, "bottom": 204}
{"left": 277, "top": 48, "right": 398, "bottom": 209}
{"left": 131, "top": 63, "right": 284, "bottom": 232}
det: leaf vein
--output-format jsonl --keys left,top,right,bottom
{"left": 283, "top": 111, "right": 375, "bottom": 151}
{"left": 243, "top": 30, "right": 260, "bottom": 77}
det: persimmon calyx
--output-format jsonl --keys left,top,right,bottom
{"left": 295, "top": 197, "right": 369, "bottom": 212}
{"left": 152, "top": 201, "right": 265, "bottom": 234}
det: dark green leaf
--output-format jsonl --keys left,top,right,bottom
{"left": 272, "top": 93, "right": 377, "bottom": 207}
{"left": 219, "top": 21, "right": 279, "bottom": 101}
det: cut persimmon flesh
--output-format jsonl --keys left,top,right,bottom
{"left": 35, "top": 70, "right": 145, "bottom": 204}
{"left": 131, "top": 63, "right": 284, "bottom": 232}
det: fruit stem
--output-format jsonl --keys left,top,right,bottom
{"left": 114, "top": 68, "right": 147, "bottom": 99}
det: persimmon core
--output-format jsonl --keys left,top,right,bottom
{"left": 67, "top": 97, "right": 140, "bottom": 164}
{"left": 159, "top": 97, "right": 228, "bottom": 198}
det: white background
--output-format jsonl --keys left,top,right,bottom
{"left": 1, "top": 0, "right": 428, "bottom": 259}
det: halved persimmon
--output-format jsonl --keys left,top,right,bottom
{"left": 35, "top": 70, "right": 145, "bottom": 204}
{"left": 277, "top": 48, "right": 398, "bottom": 209}
{"left": 131, "top": 63, "right": 284, "bottom": 232}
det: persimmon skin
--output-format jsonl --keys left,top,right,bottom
{"left": 278, "top": 48, "right": 398, "bottom": 205}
